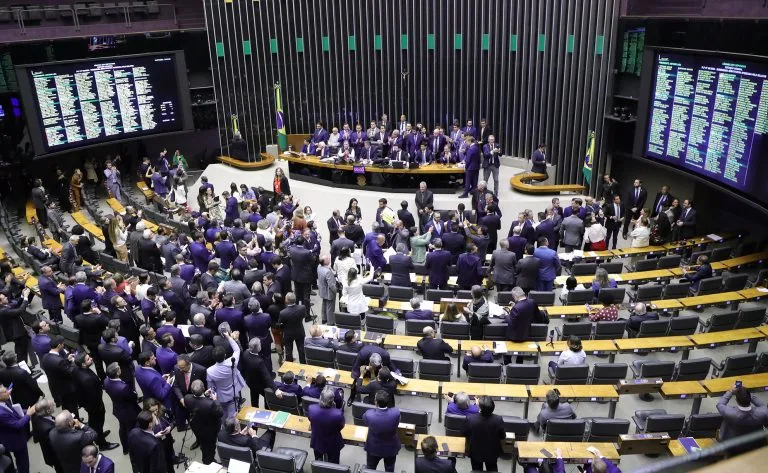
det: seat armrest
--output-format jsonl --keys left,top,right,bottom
{"left": 629, "top": 363, "right": 640, "bottom": 377}
{"left": 555, "top": 326, "right": 563, "bottom": 339}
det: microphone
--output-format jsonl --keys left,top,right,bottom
{"left": 230, "top": 357, "right": 236, "bottom": 367}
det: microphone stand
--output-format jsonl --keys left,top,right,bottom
{"left": 230, "top": 357, "right": 244, "bottom": 412}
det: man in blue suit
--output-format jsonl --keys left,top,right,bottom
{"left": 563, "top": 199, "right": 587, "bottom": 220}
{"left": 79, "top": 445, "right": 115, "bottom": 473}
{"left": 389, "top": 244, "right": 413, "bottom": 287}
{"left": 463, "top": 119, "right": 479, "bottom": 140}
{"left": 683, "top": 254, "right": 713, "bottom": 291}
{"left": 367, "top": 234, "right": 387, "bottom": 272}
{"left": 508, "top": 226, "right": 529, "bottom": 261}
{"left": 307, "top": 388, "right": 345, "bottom": 463}
{"left": 459, "top": 136, "right": 481, "bottom": 198}
{"left": 38, "top": 265, "right": 64, "bottom": 323}
{"left": 351, "top": 345, "right": 399, "bottom": 380}
{"left": 425, "top": 239, "right": 452, "bottom": 289}
{"left": 156, "top": 312, "right": 186, "bottom": 355}
{"left": 531, "top": 143, "right": 548, "bottom": 179}
{"left": 405, "top": 298, "right": 433, "bottom": 320}
{"left": 223, "top": 192, "right": 239, "bottom": 226}
{"left": 189, "top": 232, "right": 213, "bottom": 273}
{"left": 456, "top": 245, "right": 485, "bottom": 290}
{"left": 535, "top": 212, "right": 557, "bottom": 252}
{"left": 417, "top": 326, "right": 453, "bottom": 361}
{"left": 311, "top": 122, "right": 330, "bottom": 145}
{"left": 0, "top": 384, "right": 34, "bottom": 473}
{"left": 71, "top": 272, "right": 100, "bottom": 314}
{"left": 428, "top": 128, "right": 448, "bottom": 155}
{"left": 533, "top": 237, "right": 561, "bottom": 291}
{"left": 412, "top": 142, "right": 433, "bottom": 166}
{"left": 363, "top": 391, "right": 401, "bottom": 472}
{"left": 416, "top": 435, "right": 457, "bottom": 473}
{"left": 104, "top": 363, "right": 141, "bottom": 455}
{"left": 214, "top": 231, "right": 237, "bottom": 270}
{"left": 135, "top": 351, "right": 173, "bottom": 410}
{"left": 424, "top": 212, "right": 445, "bottom": 242}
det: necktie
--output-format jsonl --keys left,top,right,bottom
{"left": 90, "top": 467, "right": 95, "bottom": 473}
{"left": 434, "top": 138, "right": 438, "bottom": 150}
{"left": 185, "top": 371, "right": 190, "bottom": 389}
{"left": 615, "top": 205, "right": 619, "bottom": 218}
{"left": 635, "top": 188, "right": 639, "bottom": 201}
{"left": 422, "top": 151, "right": 426, "bottom": 164}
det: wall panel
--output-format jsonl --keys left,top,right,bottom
{"left": 204, "top": 0, "right": 618, "bottom": 186}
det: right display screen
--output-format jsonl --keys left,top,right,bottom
{"left": 644, "top": 51, "right": 768, "bottom": 205}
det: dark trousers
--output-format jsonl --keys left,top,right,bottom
{"left": 537, "top": 279, "right": 554, "bottom": 291}
{"left": 46, "top": 307, "right": 63, "bottom": 324}
{"left": 250, "top": 391, "right": 263, "bottom": 408}
{"left": 606, "top": 226, "right": 620, "bottom": 249}
{"left": 60, "top": 392, "right": 79, "bottom": 418}
{"left": 283, "top": 334, "right": 306, "bottom": 363}
{"left": 470, "top": 457, "right": 498, "bottom": 472}
{"left": 36, "top": 208, "right": 48, "bottom": 228}
{"left": 314, "top": 450, "right": 341, "bottom": 464}
{"left": 366, "top": 453, "right": 396, "bottom": 472}
{"left": 496, "top": 283, "right": 514, "bottom": 293}
{"left": 464, "top": 169, "right": 479, "bottom": 195}
{"left": 118, "top": 419, "right": 134, "bottom": 454}
{"left": 174, "top": 402, "right": 188, "bottom": 429}
{"left": 294, "top": 281, "right": 312, "bottom": 308}
{"left": 623, "top": 208, "right": 640, "bottom": 235}
{"left": 13, "top": 336, "right": 30, "bottom": 365}
{"left": 84, "top": 403, "right": 107, "bottom": 444}
{"left": 197, "top": 434, "right": 217, "bottom": 464}
{"left": 8, "top": 444, "right": 29, "bottom": 473}
{"left": 86, "top": 345, "right": 106, "bottom": 379}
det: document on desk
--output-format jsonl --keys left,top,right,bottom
{"left": 421, "top": 301, "right": 435, "bottom": 312}
{"left": 391, "top": 372, "right": 409, "bottom": 385}
{"left": 187, "top": 461, "right": 224, "bottom": 473}
{"left": 270, "top": 411, "right": 290, "bottom": 428}
{"left": 354, "top": 426, "right": 367, "bottom": 439}
{"left": 706, "top": 234, "right": 722, "bottom": 242}
{"left": 678, "top": 437, "right": 702, "bottom": 453}
{"left": 488, "top": 302, "right": 506, "bottom": 317}
{"left": 228, "top": 459, "right": 250, "bottom": 473}
{"left": 494, "top": 341, "right": 507, "bottom": 354}
{"left": 323, "top": 368, "right": 338, "bottom": 378}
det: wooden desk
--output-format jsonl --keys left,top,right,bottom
{"left": 542, "top": 304, "right": 597, "bottom": 319}
{"left": 738, "top": 287, "right": 768, "bottom": 302}
{"left": 71, "top": 211, "right": 105, "bottom": 241}
{"left": 136, "top": 181, "right": 153, "bottom": 199}
{"left": 648, "top": 299, "right": 684, "bottom": 313}
{"left": 217, "top": 153, "right": 275, "bottom": 169}
{"left": 516, "top": 442, "right": 619, "bottom": 463}
{"left": 667, "top": 438, "right": 716, "bottom": 456}
{"left": 25, "top": 201, "right": 36, "bottom": 225}
{"left": 510, "top": 173, "right": 586, "bottom": 195}
{"left": 282, "top": 153, "right": 465, "bottom": 174}
{"left": 381, "top": 272, "right": 427, "bottom": 285}
{"left": 278, "top": 361, "right": 357, "bottom": 387}
{"left": 679, "top": 292, "right": 744, "bottom": 310}
{"left": 538, "top": 340, "right": 619, "bottom": 361}
{"left": 612, "top": 246, "right": 668, "bottom": 257}
{"left": 105, "top": 198, "right": 159, "bottom": 232}
{"left": 660, "top": 381, "right": 709, "bottom": 415}
{"left": 758, "top": 326, "right": 768, "bottom": 338}
{"left": 528, "top": 385, "right": 619, "bottom": 419}
{"left": 442, "top": 382, "right": 528, "bottom": 401}
{"left": 701, "top": 373, "right": 768, "bottom": 396}
{"left": 462, "top": 340, "right": 539, "bottom": 356}
{"left": 722, "top": 251, "right": 768, "bottom": 270}
{"left": 414, "top": 434, "right": 467, "bottom": 458}
{"left": 690, "top": 327, "right": 766, "bottom": 352}
{"left": 553, "top": 270, "right": 674, "bottom": 287}
{"left": 614, "top": 336, "right": 694, "bottom": 359}
{"left": 383, "top": 334, "right": 460, "bottom": 352}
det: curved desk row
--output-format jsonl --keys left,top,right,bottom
{"left": 510, "top": 172, "right": 586, "bottom": 195}
{"left": 216, "top": 153, "right": 276, "bottom": 169}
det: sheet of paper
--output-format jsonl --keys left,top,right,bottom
{"left": 228, "top": 459, "right": 250, "bottom": 473}
{"left": 391, "top": 372, "right": 409, "bottom": 385}
{"left": 324, "top": 368, "right": 338, "bottom": 378}
{"left": 18, "top": 361, "right": 31, "bottom": 374}
{"left": 178, "top": 325, "right": 191, "bottom": 337}
{"left": 354, "top": 426, "right": 367, "bottom": 439}
{"left": 488, "top": 302, "right": 506, "bottom": 317}
{"left": 613, "top": 274, "right": 623, "bottom": 281}
{"left": 383, "top": 247, "right": 396, "bottom": 263}
{"left": 706, "top": 234, "right": 722, "bottom": 242}
{"left": 400, "top": 301, "right": 411, "bottom": 311}
{"left": 572, "top": 250, "right": 584, "bottom": 258}
{"left": 421, "top": 300, "right": 435, "bottom": 312}
{"left": 494, "top": 341, "right": 507, "bottom": 354}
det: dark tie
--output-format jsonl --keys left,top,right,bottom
{"left": 615, "top": 205, "right": 619, "bottom": 217}
{"left": 434, "top": 138, "right": 438, "bottom": 150}
{"left": 422, "top": 152, "right": 426, "bottom": 164}
{"left": 635, "top": 188, "right": 639, "bottom": 201}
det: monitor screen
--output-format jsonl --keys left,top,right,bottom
{"left": 644, "top": 51, "right": 768, "bottom": 206}
{"left": 17, "top": 51, "right": 193, "bottom": 156}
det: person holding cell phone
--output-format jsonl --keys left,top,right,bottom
{"left": 716, "top": 382, "right": 768, "bottom": 453}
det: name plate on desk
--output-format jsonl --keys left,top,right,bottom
{"left": 616, "top": 378, "right": 664, "bottom": 395}
{"left": 618, "top": 433, "right": 671, "bottom": 455}
{"left": 353, "top": 166, "right": 366, "bottom": 174}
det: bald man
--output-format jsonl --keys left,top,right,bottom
{"left": 462, "top": 345, "right": 494, "bottom": 372}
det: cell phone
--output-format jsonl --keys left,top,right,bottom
{"left": 540, "top": 448, "right": 553, "bottom": 459}
{"left": 447, "top": 392, "right": 454, "bottom": 398}
{"left": 735, "top": 380, "right": 742, "bottom": 388}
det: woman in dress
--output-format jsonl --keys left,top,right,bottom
{"left": 333, "top": 247, "right": 357, "bottom": 292}
{"left": 273, "top": 167, "right": 290, "bottom": 202}
{"left": 342, "top": 265, "right": 374, "bottom": 316}
{"left": 110, "top": 215, "right": 129, "bottom": 262}
{"left": 344, "top": 198, "right": 362, "bottom": 222}
{"left": 630, "top": 216, "right": 651, "bottom": 248}
{"left": 69, "top": 168, "right": 83, "bottom": 211}
{"left": 584, "top": 215, "right": 607, "bottom": 250}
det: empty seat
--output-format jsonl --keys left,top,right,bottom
{"left": 631, "top": 361, "right": 675, "bottom": 381}
{"left": 390, "top": 357, "right": 414, "bottom": 378}
{"left": 565, "top": 289, "right": 594, "bottom": 305}
{"left": 482, "top": 323, "right": 506, "bottom": 341}
{"left": 502, "top": 416, "right": 530, "bottom": 441}
{"left": 699, "top": 311, "right": 738, "bottom": 333}
{"left": 748, "top": 268, "right": 768, "bottom": 287}
{"left": 418, "top": 359, "right": 452, "bottom": 381}
{"left": 351, "top": 402, "right": 375, "bottom": 425}
{"left": 657, "top": 255, "right": 682, "bottom": 269}
{"left": 674, "top": 358, "right": 712, "bottom": 381}
{"left": 426, "top": 289, "right": 454, "bottom": 302}
{"left": 529, "top": 291, "right": 556, "bottom": 306}
{"left": 146, "top": 0, "right": 160, "bottom": 15}
{"left": 549, "top": 364, "right": 590, "bottom": 385}
{"left": 544, "top": 419, "right": 586, "bottom": 441}
{"left": 683, "top": 413, "right": 723, "bottom": 438}
{"left": 586, "top": 418, "right": 630, "bottom": 442}
{"left": 256, "top": 447, "right": 309, "bottom": 473}
{"left": 633, "top": 258, "right": 659, "bottom": 272}
{"left": 388, "top": 286, "right": 414, "bottom": 301}
{"left": 591, "top": 363, "right": 628, "bottom": 385}
{"left": 632, "top": 409, "right": 685, "bottom": 439}
{"left": 444, "top": 413, "right": 467, "bottom": 436}
{"left": 663, "top": 282, "right": 691, "bottom": 299}
{"left": 496, "top": 291, "right": 514, "bottom": 306}
{"left": 335, "top": 312, "right": 362, "bottom": 331}
{"left": 668, "top": 315, "right": 699, "bottom": 336}
{"left": 572, "top": 263, "right": 598, "bottom": 276}
{"left": 734, "top": 304, "right": 766, "bottom": 329}
{"left": 413, "top": 263, "right": 427, "bottom": 275}
{"left": 217, "top": 442, "right": 254, "bottom": 471}
{"left": 593, "top": 320, "right": 627, "bottom": 340}
{"left": 441, "top": 321, "right": 471, "bottom": 340}
{"left": 456, "top": 290, "right": 473, "bottom": 300}
{"left": 305, "top": 346, "right": 335, "bottom": 368}
{"left": 711, "top": 353, "right": 757, "bottom": 378}
{"left": 505, "top": 364, "right": 540, "bottom": 385}
{"left": 467, "top": 363, "right": 503, "bottom": 383}
{"left": 630, "top": 319, "right": 670, "bottom": 338}
{"left": 598, "top": 287, "right": 626, "bottom": 305}
{"left": 629, "top": 284, "right": 664, "bottom": 302}
{"left": 722, "top": 273, "right": 749, "bottom": 291}
{"left": 311, "top": 460, "right": 352, "bottom": 473}
{"left": 335, "top": 350, "right": 357, "bottom": 371}
{"left": 400, "top": 408, "right": 431, "bottom": 434}
{"left": 362, "top": 284, "right": 385, "bottom": 298}
{"left": 365, "top": 314, "right": 395, "bottom": 334}
{"left": 599, "top": 262, "right": 624, "bottom": 274}
{"left": 710, "top": 246, "right": 732, "bottom": 262}
{"left": 555, "top": 322, "right": 592, "bottom": 340}
{"left": 264, "top": 388, "right": 301, "bottom": 415}
{"left": 691, "top": 277, "right": 723, "bottom": 296}
{"left": 529, "top": 324, "right": 549, "bottom": 341}
{"left": 405, "top": 319, "right": 435, "bottom": 337}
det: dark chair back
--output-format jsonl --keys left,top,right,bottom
{"left": 634, "top": 258, "right": 659, "bottom": 272}
{"left": 362, "top": 284, "right": 386, "bottom": 298}
{"left": 351, "top": 402, "right": 375, "bottom": 426}
{"left": 544, "top": 419, "right": 587, "bottom": 442}
{"left": 637, "top": 361, "right": 675, "bottom": 381}
{"left": 636, "top": 319, "right": 670, "bottom": 338}
{"left": 718, "top": 353, "right": 758, "bottom": 378}
{"left": 482, "top": 323, "right": 506, "bottom": 341}
{"left": 566, "top": 289, "right": 594, "bottom": 305}
{"left": 311, "top": 461, "right": 352, "bottom": 473}
{"left": 552, "top": 364, "right": 590, "bottom": 385}
{"left": 572, "top": 263, "right": 598, "bottom": 276}
{"left": 599, "top": 262, "right": 624, "bottom": 274}
{"left": 418, "top": 359, "right": 452, "bottom": 382}
{"left": 426, "top": 289, "right": 454, "bottom": 302}
{"left": 335, "top": 350, "right": 357, "bottom": 371}
{"left": 264, "top": 388, "right": 301, "bottom": 415}
{"left": 388, "top": 286, "right": 414, "bottom": 301}
{"left": 456, "top": 290, "right": 473, "bottom": 300}
{"left": 644, "top": 414, "right": 686, "bottom": 439}
{"left": 705, "top": 311, "right": 738, "bottom": 332}
{"left": 496, "top": 291, "right": 514, "bottom": 306}
{"left": 586, "top": 418, "right": 630, "bottom": 442}
{"left": 256, "top": 448, "right": 307, "bottom": 473}
{"left": 413, "top": 263, "right": 428, "bottom": 275}
{"left": 528, "top": 291, "right": 556, "bottom": 306}
{"left": 400, "top": 407, "right": 431, "bottom": 434}
{"left": 529, "top": 324, "right": 548, "bottom": 341}
{"left": 663, "top": 282, "right": 690, "bottom": 299}
{"left": 687, "top": 251, "right": 711, "bottom": 266}
{"left": 710, "top": 246, "right": 732, "bottom": 262}
{"left": 598, "top": 288, "right": 626, "bottom": 305}
{"left": 683, "top": 413, "right": 723, "bottom": 438}
{"left": 405, "top": 319, "right": 435, "bottom": 337}
{"left": 365, "top": 314, "right": 396, "bottom": 334}
{"left": 444, "top": 413, "right": 467, "bottom": 437}
{"left": 301, "top": 396, "right": 320, "bottom": 415}
{"left": 735, "top": 305, "right": 766, "bottom": 329}
{"left": 557, "top": 321, "right": 592, "bottom": 340}
{"left": 633, "top": 284, "right": 663, "bottom": 302}
{"left": 694, "top": 276, "right": 723, "bottom": 296}
{"left": 594, "top": 320, "right": 627, "bottom": 340}
{"left": 674, "top": 358, "right": 712, "bottom": 381}
{"left": 217, "top": 442, "right": 255, "bottom": 473}
{"left": 58, "top": 324, "right": 81, "bottom": 350}
{"left": 441, "top": 321, "right": 471, "bottom": 340}
{"left": 467, "top": 363, "right": 503, "bottom": 383}
{"left": 668, "top": 315, "right": 699, "bottom": 336}
{"left": 723, "top": 273, "right": 749, "bottom": 291}
{"left": 335, "top": 312, "right": 362, "bottom": 331}
{"left": 505, "top": 364, "right": 540, "bottom": 385}
{"left": 657, "top": 254, "right": 682, "bottom": 269}
{"left": 391, "top": 357, "right": 415, "bottom": 378}
{"left": 305, "top": 346, "right": 335, "bottom": 368}
{"left": 502, "top": 416, "right": 530, "bottom": 441}
{"left": 591, "top": 363, "right": 628, "bottom": 385}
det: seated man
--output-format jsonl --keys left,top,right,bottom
{"left": 416, "top": 435, "right": 457, "bottom": 473}
{"left": 535, "top": 388, "right": 576, "bottom": 432}
{"left": 627, "top": 302, "right": 659, "bottom": 332}
{"left": 337, "top": 330, "right": 363, "bottom": 353}
{"left": 462, "top": 345, "right": 494, "bottom": 373}
{"left": 444, "top": 391, "right": 479, "bottom": 416}
{"left": 405, "top": 298, "right": 433, "bottom": 321}
{"left": 683, "top": 255, "right": 713, "bottom": 292}
{"left": 303, "top": 374, "right": 344, "bottom": 408}
{"left": 304, "top": 325, "right": 339, "bottom": 350}
{"left": 217, "top": 417, "right": 275, "bottom": 455}
{"left": 416, "top": 326, "right": 453, "bottom": 361}
{"left": 357, "top": 366, "right": 397, "bottom": 407}
{"left": 274, "top": 371, "right": 303, "bottom": 400}
{"left": 550, "top": 446, "right": 620, "bottom": 473}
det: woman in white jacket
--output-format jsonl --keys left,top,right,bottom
{"left": 630, "top": 216, "right": 651, "bottom": 248}
{"left": 341, "top": 265, "right": 374, "bottom": 316}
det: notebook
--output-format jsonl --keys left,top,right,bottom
{"left": 678, "top": 437, "right": 702, "bottom": 453}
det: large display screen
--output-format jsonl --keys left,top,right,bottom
{"left": 644, "top": 51, "right": 768, "bottom": 205}
{"left": 17, "top": 51, "right": 193, "bottom": 156}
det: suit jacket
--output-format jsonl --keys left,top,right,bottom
{"left": 32, "top": 414, "right": 58, "bottom": 467}
{"left": 137, "top": 238, "right": 163, "bottom": 273}
{"left": 156, "top": 324, "right": 186, "bottom": 354}
{"left": 464, "top": 143, "right": 481, "bottom": 171}
{"left": 626, "top": 186, "right": 648, "bottom": 211}
{"left": 60, "top": 242, "right": 78, "bottom": 275}
{"left": 172, "top": 363, "right": 207, "bottom": 401}
{"left": 136, "top": 366, "right": 172, "bottom": 404}
{"left": 104, "top": 377, "right": 141, "bottom": 423}
{"left": 217, "top": 430, "right": 271, "bottom": 456}
{"left": 278, "top": 304, "right": 307, "bottom": 338}
{"left": 416, "top": 457, "right": 457, "bottom": 473}
{"left": 515, "top": 256, "right": 540, "bottom": 291}
{"left": 50, "top": 426, "right": 99, "bottom": 473}
{"left": 427, "top": 135, "right": 448, "bottom": 154}
{"left": 0, "top": 365, "right": 43, "bottom": 408}
{"left": 41, "top": 351, "right": 76, "bottom": 399}
{"left": 214, "top": 240, "right": 237, "bottom": 270}
{"left": 127, "top": 428, "right": 167, "bottom": 473}
{"left": 417, "top": 337, "right": 453, "bottom": 361}
{"left": 535, "top": 219, "right": 558, "bottom": 248}
{"left": 651, "top": 192, "right": 675, "bottom": 217}
{"left": 114, "top": 307, "right": 141, "bottom": 346}
{"left": 684, "top": 263, "right": 713, "bottom": 290}
{"left": 531, "top": 149, "right": 547, "bottom": 173}
{"left": 38, "top": 274, "right": 64, "bottom": 310}
{"left": 415, "top": 190, "right": 434, "bottom": 212}
{"left": 456, "top": 252, "right": 484, "bottom": 289}
{"left": 425, "top": 250, "right": 451, "bottom": 288}
{"left": 317, "top": 265, "right": 337, "bottom": 301}
{"left": 307, "top": 404, "right": 346, "bottom": 454}
{"left": 533, "top": 246, "right": 561, "bottom": 282}
{"left": 677, "top": 207, "right": 697, "bottom": 238}
{"left": 405, "top": 309, "right": 433, "bottom": 321}
{"left": 560, "top": 215, "right": 585, "bottom": 247}
{"left": 327, "top": 216, "right": 343, "bottom": 242}
{"left": 537, "top": 402, "right": 577, "bottom": 428}
{"left": 442, "top": 231, "right": 466, "bottom": 264}
{"left": 73, "top": 366, "right": 105, "bottom": 409}
{"left": 363, "top": 407, "right": 401, "bottom": 457}
{"left": 289, "top": 245, "right": 315, "bottom": 284}
{"left": 717, "top": 390, "right": 768, "bottom": 442}
{"left": 239, "top": 350, "right": 274, "bottom": 396}
{"left": 0, "top": 402, "right": 31, "bottom": 451}
{"left": 507, "top": 235, "right": 528, "bottom": 261}
{"left": 463, "top": 413, "right": 505, "bottom": 462}
{"left": 397, "top": 209, "right": 416, "bottom": 231}
{"left": 79, "top": 455, "right": 115, "bottom": 473}
{"left": 351, "top": 345, "right": 398, "bottom": 379}
{"left": 190, "top": 242, "right": 213, "bottom": 273}
{"left": 74, "top": 311, "right": 110, "bottom": 348}
{"left": 190, "top": 345, "right": 216, "bottom": 368}
{"left": 505, "top": 298, "right": 544, "bottom": 341}
{"left": 183, "top": 394, "right": 223, "bottom": 436}
{"left": 99, "top": 343, "right": 134, "bottom": 386}
{"left": 188, "top": 325, "right": 214, "bottom": 346}
{"left": 389, "top": 253, "right": 414, "bottom": 287}
{"left": 603, "top": 202, "right": 624, "bottom": 229}
{"left": 490, "top": 249, "right": 517, "bottom": 285}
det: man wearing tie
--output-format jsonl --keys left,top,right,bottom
{"left": 403, "top": 124, "right": 423, "bottom": 155}
{"left": 0, "top": 384, "right": 35, "bottom": 473}
{"left": 397, "top": 114, "right": 409, "bottom": 134}
{"left": 603, "top": 195, "right": 624, "bottom": 250}
{"left": 103, "top": 363, "right": 140, "bottom": 455}
{"left": 428, "top": 128, "right": 448, "bottom": 155}
{"left": 388, "top": 144, "right": 409, "bottom": 164}
{"left": 415, "top": 181, "right": 434, "bottom": 218}
{"left": 676, "top": 199, "right": 697, "bottom": 239}
{"left": 360, "top": 140, "right": 378, "bottom": 162}
{"left": 460, "top": 136, "right": 481, "bottom": 199}
{"left": 448, "top": 123, "right": 463, "bottom": 151}
{"left": 79, "top": 445, "right": 115, "bottom": 473}
{"left": 651, "top": 185, "right": 674, "bottom": 218}
{"left": 623, "top": 179, "right": 648, "bottom": 238}
{"left": 478, "top": 118, "right": 492, "bottom": 146}
{"left": 327, "top": 210, "right": 344, "bottom": 244}
{"left": 172, "top": 355, "right": 207, "bottom": 436}
{"left": 413, "top": 142, "right": 433, "bottom": 166}
{"left": 311, "top": 122, "right": 329, "bottom": 146}
{"left": 482, "top": 135, "right": 502, "bottom": 195}
{"left": 531, "top": 143, "right": 548, "bottom": 180}
{"left": 462, "top": 119, "right": 478, "bottom": 140}
{"left": 424, "top": 211, "right": 444, "bottom": 241}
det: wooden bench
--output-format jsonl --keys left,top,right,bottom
{"left": 510, "top": 172, "right": 586, "bottom": 194}
{"left": 217, "top": 152, "right": 275, "bottom": 169}
{"left": 25, "top": 201, "right": 37, "bottom": 224}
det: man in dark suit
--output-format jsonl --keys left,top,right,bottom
{"left": 479, "top": 207, "right": 502, "bottom": 253}
{"left": 41, "top": 335, "right": 78, "bottom": 416}
{"left": 412, "top": 142, "right": 433, "bottom": 166}
{"left": 137, "top": 230, "right": 163, "bottom": 273}
{"left": 351, "top": 344, "right": 399, "bottom": 380}
{"left": 327, "top": 210, "right": 344, "bottom": 243}
{"left": 716, "top": 384, "right": 768, "bottom": 452}
{"left": 623, "top": 178, "right": 648, "bottom": 238}
{"left": 38, "top": 265, "right": 64, "bottom": 323}
{"left": 98, "top": 328, "right": 134, "bottom": 388}
{"left": 103, "top": 363, "right": 140, "bottom": 455}
{"left": 0, "top": 384, "right": 34, "bottom": 473}
{"left": 49, "top": 411, "right": 99, "bottom": 473}
{"left": 239, "top": 338, "right": 275, "bottom": 408}
{"left": 79, "top": 445, "right": 115, "bottom": 473}
{"left": 188, "top": 313, "right": 214, "bottom": 346}
{"left": 127, "top": 411, "right": 167, "bottom": 473}
{"left": 536, "top": 211, "right": 558, "bottom": 250}
{"left": 459, "top": 136, "right": 481, "bottom": 198}
{"left": 288, "top": 237, "right": 315, "bottom": 308}
{"left": 330, "top": 229, "right": 355, "bottom": 265}
{"left": 111, "top": 296, "right": 140, "bottom": 354}
{"left": 676, "top": 199, "right": 697, "bottom": 239}
{"left": 416, "top": 435, "right": 457, "bottom": 473}
{"left": 188, "top": 334, "right": 215, "bottom": 368}
{"left": 417, "top": 327, "right": 453, "bottom": 361}
{"left": 59, "top": 235, "right": 80, "bottom": 276}
{"left": 603, "top": 195, "right": 624, "bottom": 250}
{"left": 217, "top": 417, "right": 275, "bottom": 456}
{"left": 172, "top": 354, "right": 207, "bottom": 423}
{"left": 397, "top": 201, "right": 416, "bottom": 231}
{"left": 651, "top": 185, "right": 674, "bottom": 218}
{"left": 463, "top": 396, "right": 505, "bottom": 472}
{"left": 338, "top": 330, "right": 363, "bottom": 353}
{"left": 507, "top": 225, "right": 528, "bottom": 261}
{"left": 425, "top": 239, "right": 451, "bottom": 290}
{"left": 156, "top": 311, "right": 186, "bottom": 354}
{"left": 530, "top": 143, "right": 548, "bottom": 178}
{"left": 415, "top": 181, "right": 434, "bottom": 220}
{"left": 363, "top": 391, "right": 401, "bottom": 472}
{"left": 73, "top": 300, "right": 109, "bottom": 379}
{"left": 0, "top": 352, "right": 43, "bottom": 409}
{"left": 478, "top": 118, "right": 492, "bottom": 145}
{"left": 683, "top": 254, "right": 713, "bottom": 291}
{"left": 389, "top": 244, "right": 414, "bottom": 288}
{"left": 72, "top": 353, "right": 118, "bottom": 450}
{"left": 184, "top": 380, "right": 223, "bottom": 464}
{"left": 343, "top": 215, "right": 364, "bottom": 246}
{"left": 515, "top": 245, "right": 540, "bottom": 294}
{"left": 31, "top": 400, "right": 59, "bottom": 473}
{"left": 307, "top": 388, "right": 346, "bottom": 463}
{"left": 505, "top": 287, "right": 545, "bottom": 342}
{"left": 0, "top": 288, "right": 32, "bottom": 366}
{"left": 442, "top": 226, "right": 466, "bottom": 265}
{"left": 279, "top": 293, "right": 308, "bottom": 364}
{"left": 135, "top": 351, "right": 173, "bottom": 411}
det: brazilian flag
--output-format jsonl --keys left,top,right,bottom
{"left": 275, "top": 83, "right": 287, "bottom": 151}
{"left": 583, "top": 130, "right": 595, "bottom": 187}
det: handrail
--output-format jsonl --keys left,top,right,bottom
{"left": 9, "top": 3, "right": 178, "bottom": 35}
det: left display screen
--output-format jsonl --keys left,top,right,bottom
{"left": 20, "top": 52, "right": 190, "bottom": 154}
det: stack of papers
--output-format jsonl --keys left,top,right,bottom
{"left": 246, "top": 410, "right": 275, "bottom": 425}
{"left": 391, "top": 372, "right": 410, "bottom": 386}
{"left": 383, "top": 247, "right": 397, "bottom": 263}
{"left": 323, "top": 368, "right": 338, "bottom": 378}
{"left": 706, "top": 234, "right": 723, "bottom": 242}
{"left": 488, "top": 302, "right": 506, "bottom": 317}
{"left": 494, "top": 341, "right": 507, "bottom": 354}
